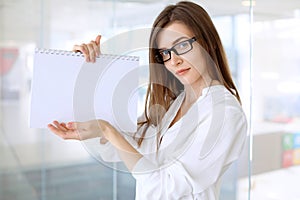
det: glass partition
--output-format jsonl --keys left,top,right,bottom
{"left": 250, "top": 2, "right": 300, "bottom": 199}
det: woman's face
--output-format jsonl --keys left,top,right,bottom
{"left": 156, "top": 22, "right": 210, "bottom": 87}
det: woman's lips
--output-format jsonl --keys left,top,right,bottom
{"left": 176, "top": 68, "right": 191, "bottom": 75}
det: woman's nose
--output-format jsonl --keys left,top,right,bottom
{"left": 169, "top": 52, "right": 183, "bottom": 66}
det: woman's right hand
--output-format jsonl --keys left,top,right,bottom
{"left": 48, "top": 120, "right": 108, "bottom": 144}
{"left": 72, "top": 35, "right": 101, "bottom": 63}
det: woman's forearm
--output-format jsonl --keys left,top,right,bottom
{"left": 114, "top": 133, "right": 142, "bottom": 171}
{"left": 104, "top": 125, "right": 142, "bottom": 171}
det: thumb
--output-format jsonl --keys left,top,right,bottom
{"left": 95, "top": 35, "right": 101, "bottom": 45}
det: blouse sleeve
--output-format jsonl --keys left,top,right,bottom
{"left": 131, "top": 106, "right": 247, "bottom": 198}
{"left": 83, "top": 137, "right": 122, "bottom": 162}
{"left": 82, "top": 123, "right": 148, "bottom": 163}
{"left": 83, "top": 111, "right": 147, "bottom": 162}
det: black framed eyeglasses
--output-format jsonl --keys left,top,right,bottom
{"left": 155, "top": 37, "right": 197, "bottom": 63}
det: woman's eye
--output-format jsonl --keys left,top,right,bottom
{"left": 160, "top": 50, "right": 169, "bottom": 57}
{"left": 178, "top": 42, "right": 189, "bottom": 49}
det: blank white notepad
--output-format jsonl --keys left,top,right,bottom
{"left": 30, "top": 49, "right": 139, "bottom": 132}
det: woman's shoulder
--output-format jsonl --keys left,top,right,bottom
{"left": 207, "top": 85, "right": 240, "bottom": 103}
{"left": 206, "top": 85, "right": 247, "bottom": 131}
{"left": 205, "top": 85, "right": 245, "bottom": 116}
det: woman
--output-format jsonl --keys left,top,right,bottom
{"left": 48, "top": 1, "right": 247, "bottom": 199}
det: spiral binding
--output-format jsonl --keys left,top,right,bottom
{"left": 35, "top": 48, "right": 139, "bottom": 61}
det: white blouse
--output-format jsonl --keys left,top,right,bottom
{"left": 85, "top": 85, "right": 247, "bottom": 200}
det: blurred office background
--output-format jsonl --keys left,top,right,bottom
{"left": 1, "top": 0, "right": 300, "bottom": 199}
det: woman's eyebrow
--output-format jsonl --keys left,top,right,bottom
{"left": 157, "top": 36, "right": 189, "bottom": 50}
{"left": 172, "top": 36, "right": 189, "bottom": 45}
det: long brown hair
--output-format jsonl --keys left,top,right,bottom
{"left": 136, "top": 1, "right": 241, "bottom": 147}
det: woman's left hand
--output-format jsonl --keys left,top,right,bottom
{"left": 48, "top": 119, "right": 114, "bottom": 142}
{"left": 48, "top": 119, "right": 142, "bottom": 171}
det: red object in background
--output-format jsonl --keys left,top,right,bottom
{"left": 0, "top": 48, "right": 19, "bottom": 76}
{"left": 282, "top": 150, "right": 294, "bottom": 168}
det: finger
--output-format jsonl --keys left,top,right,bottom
{"left": 95, "top": 35, "right": 101, "bottom": 56}
{"left": 53, "top": 120, "right": 67, "bottom": 130}
{"left": 86, "top": 43, "right": 96, "bottom": 63}
{"left": 52, "top": 121, "right": 69, "bottom": 132}
{"left": 48, "top": 123, "right": 68, "bottom": 138}
{"left": 60, "top": 122, "right": 69, "bottom": 131}
{"left": 95, "top": 35, "right": 101, "bottom": 45}
{"left": 81, "top": 44, "right": 90, "bottom": 62}
{"left": 72, "top": 44, "right": 87, "bottom": 54}
{"left": 73, "top": 44, "right": 90, "bottom": 62}
{"left": 48, "top": 122, "right": 79, "bottom": 140}
{"left": 90, "top": 40, "right": 100, "bottom": 57}
{"left": 72, "top": 44, "right": 89, "bottom": 61}
{"left": 53, "top": 121, "right": 73, "bottom": 136}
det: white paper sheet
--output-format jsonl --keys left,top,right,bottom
{"left": 30, "top": 50, "right": 139, "bottom": 132}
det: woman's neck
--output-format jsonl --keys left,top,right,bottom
{"left": 184, "top": 78, "right": 213, "bottom": 105}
